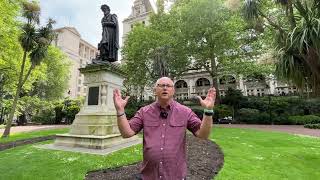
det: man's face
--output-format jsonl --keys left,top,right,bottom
{"left": 154, "top": 78, "right": 175, "bottom": 101}
{"left": 102, "top": 8, "right": 110, "bottom": 15}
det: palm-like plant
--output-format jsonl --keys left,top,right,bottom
{"left": 2, "top": 1, "right": 55, "bottom": 138}
{"left": 242, "top": 0, "right": 320, "bottom": 96}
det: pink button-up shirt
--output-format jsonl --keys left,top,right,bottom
{"left": 129, "top": 101, "right": 201, "bottom": 180}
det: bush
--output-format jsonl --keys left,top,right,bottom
{"left": 213, "top": 105, "right": 232, "bottom": 120}
{"left": 288, "top": 115, "right": 320, "bottom": 125}
{"left": 126, "top": 107, "right": 138, "bottom": 119}
{"left": 64, "top": 104, "right": 80, "bottom": 124}
{"left": 32, "top": 109, "right": 55, "bottom": 124}
{"left": 238, "top": 108, "right": 271, "bottom": 124}
{"left": 304, "top": 123, "right": 320, "bottom": 129}
{"left": 190, "top": 106, "right": 203, "bottom": 119}
{"left": 54, "top": 103, "right": 64, "bottom": 124}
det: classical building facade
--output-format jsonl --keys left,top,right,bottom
{"left": 122, "top": 0, "right": 154, "bottom": 44}
{"left": 122, "top": 0, "right": 298, "bottom": 100}
{"left": 52, "top": 27, "right": 98, "bottom": 98}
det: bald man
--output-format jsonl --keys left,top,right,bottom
{"left": 113, "top": 77, "right": 216, "bottom": 180}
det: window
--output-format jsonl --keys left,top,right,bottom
{"left": 196, "top": 78, "right": 210, "bottom": 87}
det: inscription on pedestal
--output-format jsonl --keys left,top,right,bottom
{"left": 88, "top": 86, "right": 99, "bottom": 105}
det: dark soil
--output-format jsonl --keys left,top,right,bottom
{"left": 0, "top": 135, "right": 56, "bottom": 151}
{"left": 85, "top": 134, "right": 224, "bottom": 180}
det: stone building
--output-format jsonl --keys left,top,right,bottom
{"left": 52, "top": 27, "right": 98, "bottom": 98}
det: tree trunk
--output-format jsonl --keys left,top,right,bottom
{"left": 2, "top": 51, "right": 27, "bottom": 138}
{"left": 210, "top": 57, "right": 220, "bottom": 105}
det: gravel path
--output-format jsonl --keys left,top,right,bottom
{"left": 216, "top": 124, "right": 320, "bottom": 137}
{"left": 0, "top": 125, "right": 69, "bottom": 134}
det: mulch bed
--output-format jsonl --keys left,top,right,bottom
{"left": 85, "top": 134, "right": 224, "bottom": 180}
{"left": 0, "top": 135, "right": 56, "bottom": 151}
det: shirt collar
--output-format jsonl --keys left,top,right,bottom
{"left": 155, "top": 100, "right": 175, "bottom": 110}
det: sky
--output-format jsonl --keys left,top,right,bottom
{"left": 40, "top": 0, "right": 157, "bottom": 48}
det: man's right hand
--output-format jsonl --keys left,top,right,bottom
{"left": 113, "top": 89, "right": 130, "bottom": 113}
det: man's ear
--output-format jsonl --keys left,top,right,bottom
{"left": 153, "top": 87, "right": 156, "bottom": 95}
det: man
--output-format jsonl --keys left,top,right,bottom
{"left": 98, "top": 4, "right": 119, "bottom": 62}
{"left": 113, "top": 77, "right": 215, "bottom": 180}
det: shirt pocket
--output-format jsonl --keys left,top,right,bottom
{"left": 144, "top": 120, "right": 160, "bottom": 127}
{"left": 169, "top": 118, "right": 185, "bottom": 127}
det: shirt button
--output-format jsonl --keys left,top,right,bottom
{"left": 163, "top": 123, "right": 165, "bottom": 126}
{"left": 160, "top": 147, "right": 163, "bottom": 151}
{"left": 160, "top": 176, "right": 162, "bottom": 178}
{"left": 162, "top": 135, "right": 165, "bottom": 138}
{"left": 160, "top": 161, "right": 163, "bottom": 164}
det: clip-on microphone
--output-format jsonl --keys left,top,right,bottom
{"left": 160, "top": 111, "right": 168, "bottom": 119}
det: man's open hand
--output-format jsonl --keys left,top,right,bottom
{"left": 197, "top": 87, "right": 216, "bottom": 109}
{"left": 113, "top": 89, "right": 130, "bottom": 112}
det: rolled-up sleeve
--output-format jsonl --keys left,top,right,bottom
{"left": 128, "top": 108, "right": 144, "bottom": 134}
{"left": 187, "top": 110, "right": 201, "bottom": 135}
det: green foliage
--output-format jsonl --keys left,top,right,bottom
{"left": 288, "top": 115, "right": 320, "bottom": 125}
{"left": 63, "top": 98, "right": 82, "bottom": 124}
{"left": 213, "top": 104, "right": 232, "bottom": 119}
{"left": 304, "top": 123, "right": 320, "bottom": 129}
{"left": 30, "top": 46, "right": 71, "bottom": 100}
{"left": 31, "top": 108, "right": 55, "bottom": 125}
{"left": 242, "top": 0, "right": 320, "bottom": 95}
{"left": 122, "top": 0, "right": 271, "bottom": 99}
{"left": 238, "top": 108, "right": 270, "bottom": 124}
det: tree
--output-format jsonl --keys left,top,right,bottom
{"left": 29, "top": 46, "right": 71, "bottom": 100}
{"left": 2, "top": 1, "right": 56, "bottom": 138}
{"left": 242, "top": 0, "right": 320, "bottom": 95}
{"left": 222, "top": 87, "right": 244, "bottom": 120}
{"left": 122, "top": 0, "right": 272, "bottom": 103}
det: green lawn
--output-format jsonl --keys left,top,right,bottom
{"left": 0, "top": 127, "right": 319, "bottom": 179}
{"left": 0, "top": 128, "right": 69, "bottom": 144}
{"left": 214, "top": 128, "right": 320, "bottom": 180}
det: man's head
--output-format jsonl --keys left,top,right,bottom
{"left": 101, "top": 4, "right": 110, "bottom": 15}
{"left": 154, "top": 77, "right": 175, "bottom": 102}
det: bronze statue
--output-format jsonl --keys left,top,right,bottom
{"left": 98, "top": 4, "right": 119, "bottom": 62}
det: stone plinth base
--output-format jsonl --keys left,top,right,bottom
{"left": 55, "top": 133, "right": 139, "bottom": 149}
{"left": 52, "top": 63, "right": 141, "bottom": 152}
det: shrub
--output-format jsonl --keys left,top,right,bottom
{"left": 190, "top": 106, "right": 203, "bottom": 119}
{"left": 54, "top": 103, "right": 64, "bottom": 124}
{"left": 288, "top": 115, "right": 320, "bottom": 125}
{"left": 64, "top": 104, "right": 80, "bottom": 124}
{"left": 304, "top": 123, "right": 320, "bottom": 129}
{"left": 32, "top": 109, "right": 55, "bottom": 124}
{"left": 213, "top": 105, "right": 232, "bottom": 120}
{"left": 237, "top": 108, "right": 271, "bottom": 124}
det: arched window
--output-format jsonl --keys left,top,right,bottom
{"left": 175, "top": 80, "right": 188, "bottom": 88}
{"left": 196, "top": 78, "right": 210, "bottom": 87}
{"left": 219, "top": 75, "right": 236, "bottom": 84}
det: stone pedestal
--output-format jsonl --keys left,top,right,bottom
{"left": 54, "top": 63, "right": 139, "bottom": 150}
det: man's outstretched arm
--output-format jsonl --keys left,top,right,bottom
{"left": 195, "top": 87, "right": 216, "bottom": 140}
{"left": 113, "top": 89, "right": 136, "bottom": 138}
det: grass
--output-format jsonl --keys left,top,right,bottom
{"left": 213, "top": 127, "right": 320, "bottom": 180}
{"left": 0, "top": 140, "right": 142, "bottom": 180}
{"left": 0, "top": 127, "right": 319, "bottom": 179}
{"left": 0, "top": 128, "right": 69, "bottom": 144}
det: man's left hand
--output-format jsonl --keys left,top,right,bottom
{"left": 197, "top": 87, "right": 216, "bottom": 109}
